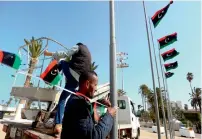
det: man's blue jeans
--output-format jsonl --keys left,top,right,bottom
{"left": 55, "top": 60, "right": 79, "bottom": 124}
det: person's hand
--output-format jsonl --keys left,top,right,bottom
{"left": 44, "top": 50, "right": 53, "bottom": 56}
{"left": 107, "top": 107, "right": 117, "bottom": 117}
{"left": 100, "top": 99, "right": 111, "bottom": 107}
{"left": 44, "top": 50, "right": 49, "bottom": 56}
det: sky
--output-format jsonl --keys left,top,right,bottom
{"left": 0, "top": 1, "right": 201, "bottom": 109}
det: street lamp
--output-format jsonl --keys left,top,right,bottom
{"left": 117, "top": 52, "right": 129, "bottom": 91}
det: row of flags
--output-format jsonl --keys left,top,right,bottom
{"left": 0, "top": 50, "right": 61, "bottom": 86}
{"left": 151, "top": 0, "right": 179, "bottom": 79}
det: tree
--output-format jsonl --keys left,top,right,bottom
{"left": 172, "top": 106, "right": 185, "bottom": 121}
{"left": 187, "top": 72, "right": 194, "bottom": 93}
{"left": 195, "top": 88, "right": 201, "bottom": 112}
{"left": 189, "top": 87, "right": 201, "bottom": 112}
{"left": 156, "top": 88, "right": 168, "bottom": 120}
{"left": 147, "top": 87, "right": 168, "bottom": 124}
{"left": 184, "top": 104, "right": 188, "bottom": 110}
{"left": 117, "top": 89, "right": 126, "bottom": 96}
{"left": 140, "top": 111, "right": 150, "bottom": 122}
{"left": 148, "top": 110, "right": 156, "bottom": 123}
{"left": 91, "top": 62, "right": 98, "bottom": 71}
{"left": 139, "top": 84, "right": 150, "bottom": 111}
{"left": 16, "top": 37, "right": 44, "bottom": 115}
{"left": 24, "top": 37, "right": 44, "bottom": 87}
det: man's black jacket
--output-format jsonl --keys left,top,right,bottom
{"left": 61, "top": 94, "right": 114, "bottom": 139}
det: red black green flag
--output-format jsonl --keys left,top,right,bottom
{"left": 0, "top": 50, "right": 21, "bottom": 70}
{"left": 40, "top": 60, "right": 62, "bottom": 86}
{"left": 151, "top": 0, "right": 173, "bottom": 28}
{"left": 165, "top": 72, "right": 174, "bottom": 78}
{"left": 161, "top": 48, "right": 179, "bottom": 61}
{"left": 93, "top": 103, "right": 106, "bottom": 121}
{"left": 158, "top": 32, "right": 177, "bottom": 49}
{"left": 164, "top": 61, "right": 178, "bottom": 71}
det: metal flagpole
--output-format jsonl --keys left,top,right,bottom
{"left": 157, "top": 42, "right": 174, "bottom": 139}
{"left": 165, "top": 79, "right": 175, "bottom": 139}
{"left": 142, "top": 1, "right": 161, "bottom": 139}
{"left": 109, "top": 0, "right": 118, "bottom": 138}
{"left": 148, "top": 16, "right": 169, "bottom": 139}
{"left": 161, "top": 63, "right": 172, "bottom": 139}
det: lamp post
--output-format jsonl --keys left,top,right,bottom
{"left": 117, "top": 52, "right": 129, "bottom": 91}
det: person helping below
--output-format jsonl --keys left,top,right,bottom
{"left": 61, "top": 71, "right": 117, "bottom": 139}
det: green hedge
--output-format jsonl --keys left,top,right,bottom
{"left": 183, "top": 112, "right": 201, "bottom": 122}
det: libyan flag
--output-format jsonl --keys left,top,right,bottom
{"left": 158, "top": 32, "right": 177, "bottom": 49}
{"left": 93, "top": 102, "right": 106, "bottom": 121}
{"left": 161, "top": 48, "right": 179, "bottom": 61}
{"left": 164, "top": 61, "right": 178, "bottom": 71}
{"left": 151, "top": 0, "right": 173, "bottom": 28}
{"left": 40, "top": 60, "right": 62, "bottom": 86}
{"left": 0, "top": 50, "right": 21, "bottom": 70}
{"left": 165, "top": 72, "right": 174, "bottom": 78}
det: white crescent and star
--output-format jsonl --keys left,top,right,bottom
{"left": 166, "top": 72, "right": 172, "bottom": 76}
{"left": 5, "top": 54, "right": 14, "bottom": 59}
{"left": 165, "top": 37, "right": 170, "bottom": 43}
{"left": 158, "top": 10, "right": 164, "bottom": 19}
{"left": 167, "top": 65, "right": 173, "bottom": 68}
{"left": 51, "top": 69, "right": 58, "bottom": 76}
{"left": 166, "top": 62, "right": 177, "bottom": 68}
{"left": 166, "top": 53, "right": 172, "bottom": 57}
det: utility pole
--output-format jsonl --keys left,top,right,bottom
{"left": 109, "top": 0, "right": 118, "bottom": 138}
{"left": 117, "top": 52, "right": 129, "bottom": 91}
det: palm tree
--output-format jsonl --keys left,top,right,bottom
{"left": 189, "top": 87, "right": 201, "bottom": 112}
{"left": 117, "top": 89, "right": 126, "bottom": 96}
{"left": 16, "top": 37, "right": 44, "bottom": 113}
{"left": 117, "top": 89, "right": 122, "bottom": 95}
{"left": 139, "top": 84, "right": 150, "bottom": 111}
{"left": 91, "top": 62, "right": 98, "bottom": 71}
{"left": 190, "top": 98, "right": 197, "bottom": 110}
{"left": 184, "top": 104, "right": 188, "bottom": 110}
{"left": 195, "top": 88, "right": 201, "bottom": 112}
{"left": 147, "top": 88, "right": 168, "bottom": 122}
{"left": 147, "top": 91, "right": 155, "bottom": 111}
{"left": 187, "top": 72, "right": 194, "bottom": 93}
{"left": 24, "top": 37, "right": 44, "bottom": 87}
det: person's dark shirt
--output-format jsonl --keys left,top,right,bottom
{"left": 61, "top": 94, "right": 114, "bottom": 139}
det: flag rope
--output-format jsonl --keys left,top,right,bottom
{"left": 17, "top": 71, "right": 117, "bottom": 109}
